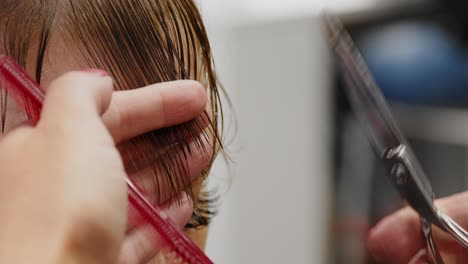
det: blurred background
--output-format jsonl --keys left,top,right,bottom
{"left": 198, "top": 0, "right": 468, "bottom": 263}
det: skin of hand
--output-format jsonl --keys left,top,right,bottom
{"left": 0, "top": 71, "right": 208, "bottom": 264}
{"left": 367, "top": 191, "right": 468, "bottom": 263}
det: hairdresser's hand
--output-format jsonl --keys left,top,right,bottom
{"left": 0, "top": 71, "right": 208, "bottom": 264}
{"left": 367, "top": 191, "right": 468, "bottom": 263}
{"left": 0, "top": 71, "right": 126, "bottom": 263}
{"left": 102, "top": 79, "right": 210, "bottom": 264}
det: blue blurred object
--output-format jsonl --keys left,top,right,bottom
{"left": 358, "top": 22, "right": 468, "bottom": 105}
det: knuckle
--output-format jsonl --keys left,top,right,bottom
{"left": 108, "top": 101, "right": 129, "bottom": 140}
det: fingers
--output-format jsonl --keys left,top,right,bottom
{"left": 125, "top": 131, "right": 213, "bottom": 205}
{"left": 102, "top": 80, "right": 207, "bottom": 144}
{"left": 367, "top": 192, "right": 468, "bottom": 263}
{"left": 367, "top": 207, "right": 423, "bottom": 263}
{"left": 119, "top": 193, "right": 193, "bottom": 264}
{"left": 42, "top": 71, "right": 113, "bottom": 122}
{"left": 39, "top": 71, "right": 114, "bottom": 141}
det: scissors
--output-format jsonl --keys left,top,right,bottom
{"left": 323, "top": 14, "right": 468, "bottom": 263}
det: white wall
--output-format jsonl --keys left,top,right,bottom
{"left": 199, "top": 0, "right": 386, "bottom": 24}
{"left": 201, "top": 8, "right": 334, "bottom": 264}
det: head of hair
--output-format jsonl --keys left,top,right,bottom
{"left": 1, "top": 0, "right": 226, "bottom": 228}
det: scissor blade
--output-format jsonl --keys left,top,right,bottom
{"left": 323, "top": 14, "right": 404, "bottom": 158}
{"left": 323, "top": 14, "right": 468, "bottom": 247}
{"left": 323, "top": 14, "right": 440, "bottom": 220}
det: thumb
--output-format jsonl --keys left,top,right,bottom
{"left": 39, "top": 70, "right": 113, "bottom": 139}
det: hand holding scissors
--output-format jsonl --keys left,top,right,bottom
{"left": 368, "top": 192, "right": 468, "bottom": 263}
{"left": 324, "top": 14, "right": 468, "bottom": 263}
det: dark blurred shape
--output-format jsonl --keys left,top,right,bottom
{"left": 439, "top": 0, "right": 468, "bottom": 41}
{"left": 359, "top": 21, "right": 468, "bottom": 105}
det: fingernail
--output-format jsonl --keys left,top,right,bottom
{"left": 83, "top": 68, "right": 109, "bottom": 77}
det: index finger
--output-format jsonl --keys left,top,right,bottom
{"left": 101, "top": 80, "right": 207, "bottom": 144}
{"left": 367, "top": 192, "right": 468, "bottom": 263}
{"left": 367, "top": 207, "right": 423, "bottom": 263}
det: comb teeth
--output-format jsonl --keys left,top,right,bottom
{"left": 0, "top": 55, "right": 45, "bottom": 124}
{"left": 127, "top": 179, "right": 213, "bottom": 264}
{"left": 0, "top": 55, "right": 213, "bottom": 264}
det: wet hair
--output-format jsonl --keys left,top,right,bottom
{"left": 0, "top": 0, "right": 226, "bottom": 228}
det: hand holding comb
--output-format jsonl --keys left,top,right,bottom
{"left": 0, "top": 55, "right": 213, "bottom": 264}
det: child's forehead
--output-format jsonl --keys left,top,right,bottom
{"left": 36, "top": 37, "right": 87, "bottom": 88}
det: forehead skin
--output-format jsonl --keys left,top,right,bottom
{"left": 3, "top": 35, "right": 81, "bottom": 131}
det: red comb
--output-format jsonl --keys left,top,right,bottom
{"left": 0, "top": 55, "right": 44, "bottom": 123}
{"left": 0, "top": 55, "right": 213, "bottom": 264}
